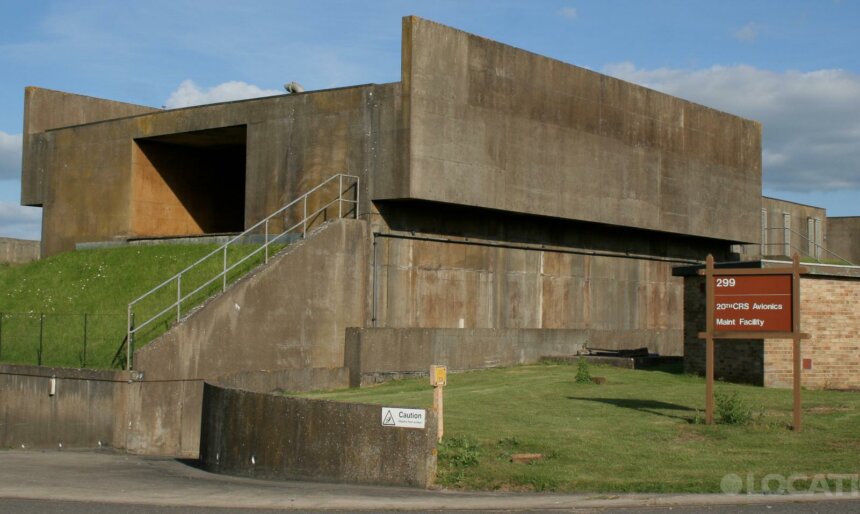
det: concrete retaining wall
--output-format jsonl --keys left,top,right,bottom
{"left": 0, "top": 238, "right": 40, "bottom": 264}
{"left": 0, "top": 364, "right": 129, "bottom": 449}
{"left": 199, "top": 383, "right": 437, "bottom": 487}
{"left": 345, "top": 327, "right": 674, "bottom": 386}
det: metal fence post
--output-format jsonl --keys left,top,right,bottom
{"left": 129, "top": 312, "right": 135, "bottom": 371}
{"left": 338, "top": 174, "right": 343, "bottom": 218}
{"left": 38, "top": 313, "right": 44, "bottom": 366}
{"left": 82, "top": 313, "right": 88, "bottom": 368}
{"left": 265, "top": 219, "right": 269, "bottom": 263}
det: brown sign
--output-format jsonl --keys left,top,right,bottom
{"left": 712, "top": 274, "right": 792, "bottom": 332}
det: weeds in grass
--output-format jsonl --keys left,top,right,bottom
{"left": 575, "top": 357, "right": 592, "bottom": 384}
{"left": 715, "top": 390, "right": 753, "bottom": 425}
{"left": 437, "top": 436, "right": 481, "bottom": 486}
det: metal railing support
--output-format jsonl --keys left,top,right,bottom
{"left": 177, "top": 274, "right": 182, "bottom": 322}
{"left": 303, "top": 195, "right": 308, "bottom": 237}
{"left": 126, "top": 173, "right": 359, "bottom": 360}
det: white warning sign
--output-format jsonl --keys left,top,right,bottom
{"left": 381, "top": 407, "right": 426, "bottom": 429}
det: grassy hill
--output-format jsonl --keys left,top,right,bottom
{"left": 302, "top": 362, "right": 860, "bottom": 493}
{"left": 0, "top": 244, "right": 255, "bottom": 368}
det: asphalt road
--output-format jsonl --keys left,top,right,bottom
{"left": 1, "top": 450, "right": 859, "bottom": 513}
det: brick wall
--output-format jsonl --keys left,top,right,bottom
{"left": 683, "top": 272, "right": 860, "bottom": 390}
{"left": 764, "top": 276, "right": 860, "bottom": 390}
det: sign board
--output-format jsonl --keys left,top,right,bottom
{"left": 430, "top": 365, "right": 447, "bottom": 386}
{"left": 381, "top": 407, "right": 426, "bottom": 429}
{"left": 697, "top": 254, "right": 808, "bottom": 431}
{"left": 712, "top": 274, "right": 792, "bottom": 332}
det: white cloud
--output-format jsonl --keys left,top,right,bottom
{"left": 0, "top": 131, "right": 23, "bottom": 181}
{"left": 559, "top": 7, "right": 578, "bottom": 21}
{"left": 164, "top": 80, "right": 282, "bottom": 109}
{"left": 733, "top": 23, "right": 759, "bottom": 42}
{"left": 601, "top": 63, "right": 860, "bottom": 192}
{"left": 0, "top": 201, "right": 41, "bottom": 241}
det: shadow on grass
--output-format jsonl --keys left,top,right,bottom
{"left": 567, "top": 396, "right": 695, "bottom": 420}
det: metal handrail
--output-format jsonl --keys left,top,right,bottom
{"left": 759, "top": 227, "right": 853, "bottom": 266}
{"left": 126, "top": 173, "right": 359, "bottom": 369}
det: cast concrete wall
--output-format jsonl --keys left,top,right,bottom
{"left": 757, "top": 197, "right": 827, "bottom": 260}
{"left": 346, "top": 327, "right": 592, "bottom": 386}
{"left": 381, "top": 17, "right": 761, "bottom": 244}
{"left": 135, "top": 219, "right": 368, "bottom": 379}
{"left": 199, "top": 383, "right": 437, "bottom": 487}
{"left": 0, "top": 364, "right": 129, "bottom": 449}
{"left": 33, "top": 83, "right": 399, "bottom": 256}
{"left": 827, "top": 217, "right": 860, "bottom": 264}
{"left": 214, "top": 367, "right": 350, "bottom": 394}
{"left": 372, "top": 234, "right": 684, "bottom": 355}
{"left": 680, "top": 264, "right": 860, "bottom": 389}
{"left": 0, "top": 238, "right": 40, "bottom": 264}
{"left": 21, "top": 87, "right": 158, "bottom": 207}
{"left": 130, "top": 219, "right": 368, "bottom": 456}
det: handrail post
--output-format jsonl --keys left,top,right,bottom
{"left": 265, "top": 219, "right": 269, "bottom": 263}
{"left": 126, "top": 305, "right": 132, "bottom": 370}
{"left": 177, "top": 274, "right": 182, "bottom": 322}
{"left": 355, "top": 175, "right": 360, "bottom": 219}
{"left": 303, "top": 194, "right": 308, "bottom": 237}
{"left": 223, "top": 246, "right": 227, "bottom": 292}
{"left": 338, "top": 174, "right": 343, "bottom": 218}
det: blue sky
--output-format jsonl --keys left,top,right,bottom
{"left": 1, "top": 0, "right": 858, "bottom": 240}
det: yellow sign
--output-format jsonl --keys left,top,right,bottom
{"left": 430, "top": 365, "right": 447, "bottom": 387}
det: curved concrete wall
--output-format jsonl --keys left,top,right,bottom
{"left": 200, "top": 383, "right": 437, "bottom": 487}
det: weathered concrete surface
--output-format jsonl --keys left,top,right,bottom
{"left": 135, "top": 219, "right": 368, "bottom": 379}
{"left": 346, "top": 327, "right": 593, "bottom": 387}
{"left": 372, "top": 234, "right": 684, "bottom": 355}
{"left": 200, "top": 383, "right": 437, "bottom": 487}
{"left": 214, "top": 367, "right": 350, "bottom": 394}
{"left": 0, "top": 364, "right": 130, "bottom": 449}
{"left": 827, "top": 216, "right": 860, "bottom": 264}
{"left": 34, "top": 83, "right": 399, "bottom": 256}
{"left": 0, "top": 237, "right": 40, "bottom": 264}
{"left": 123, "top": 380, "right": 203, "bottom": 458}
{"left": 346, "top": 327, "right": 678, "bottom": 387}
{"left": 382, "top": 16, "right": 761, "bottom": 244}
{"left": 21, "top": 87, "right": 158, "bottom": 207}
{"left": 129, "top": 219, "right": 368, "bottom": 456}
{"left": 746, "top": 197, "right": 828, "bottom": 260}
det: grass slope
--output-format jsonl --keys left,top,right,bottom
{"left": 0, "top": 243, "right": 276, "bottom": 368}
{"left": 302, "top": 362, "right": 860, "bottom": 493}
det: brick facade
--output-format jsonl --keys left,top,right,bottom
{"left": 682, "top": 269, "right": 860, "bottom": 390}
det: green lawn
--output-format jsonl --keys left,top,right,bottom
{"left": 0, "top": 243, "right": 283, "bottom": 368}
{"left": 301, "top": 362, "right": 860, "bottom": 493}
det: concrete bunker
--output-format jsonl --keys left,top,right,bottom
{"left": 131, "top": 125, "right": 247, "bottom": 238}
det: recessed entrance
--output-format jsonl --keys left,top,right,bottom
{"left": 131, "top": 126, "right": 246, "bottom": 237}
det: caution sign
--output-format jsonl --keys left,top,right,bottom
{"left": 381, "top": 407, "right": 426, "bottom": 429}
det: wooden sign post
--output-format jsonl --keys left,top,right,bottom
{"left": 430, "top": 365, "right": 447, "bottom": 441}
{"left": 698, "top": 254, "right": 808, "bottom": 430}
